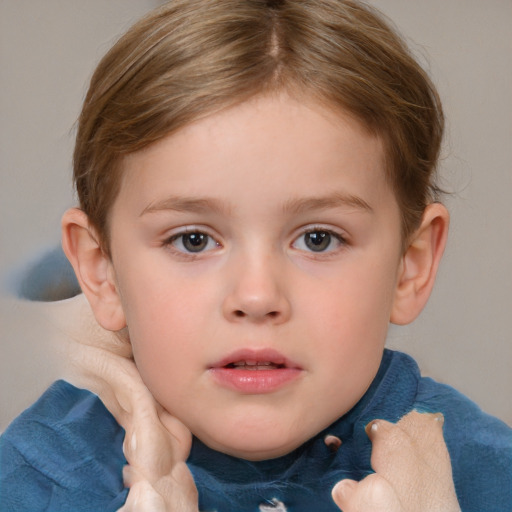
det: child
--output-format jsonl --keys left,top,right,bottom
{"left": 1, "top": 0, "right": 511, "bottom": 511}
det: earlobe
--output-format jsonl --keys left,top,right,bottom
{"left": 391, "top": 203, "right": 449, "bottom": 325}
{"left": 61, "top": 208, "right": 126, "bottom": 332}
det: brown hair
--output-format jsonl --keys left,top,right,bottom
{"left": 74, "top": 0, "right": 444, "bottom": 252}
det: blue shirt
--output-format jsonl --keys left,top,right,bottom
{"left": 1, "top": 350, "right": 511, "bottom": 511}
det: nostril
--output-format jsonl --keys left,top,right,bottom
{"left": 233, "top": 310, "right": 279, "bottom": 319}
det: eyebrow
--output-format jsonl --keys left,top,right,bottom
{"left": 282, "top": 192, "right": 373, "bottom": 215}
{"left": 140, "top": 191, "right": 373, "bottom": 217}
{"left": 140, "top": 196, "right": 231, "bottom": 216}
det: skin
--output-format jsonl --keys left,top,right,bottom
{"left": 10, "top": 295, "right": 457, "bottom": 511}
{"left": 331, "top": 412, "right": 460, "bottom": 512}
{"left": 64, "top": 93, "right": 449, "bottom": 460}
{"left": 106, "top": 93, "right": 404, "bottom": 460}
{"left": 118, "top": 410, "right": 460, "bottom": 512}
{"left": 63, "top": 92, "right": 450, "bottom": 507}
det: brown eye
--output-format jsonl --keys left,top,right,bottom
{"left": 168, "top": 231, "right": 218, "bottom": 253}
{"left": 182, "top": 232, "right": 209, "bottom": 252}
{"left": 304, "top": 231, "right": 332, "bottom": 252}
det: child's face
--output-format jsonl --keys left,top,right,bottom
{"left": 108, "top": 93, "right": 404, "bottom": 460}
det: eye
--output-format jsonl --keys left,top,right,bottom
{"left": 166, "top": 231, "right": 219, "bottom": 254}
{"left": 293, "top": 229, "right": 345, "bottom": 253}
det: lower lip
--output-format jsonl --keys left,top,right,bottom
{"left": 209, "top": 367, "right": 302, "bottom": 394}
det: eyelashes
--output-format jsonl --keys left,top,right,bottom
{"left": 162, "top": 226, "right": 348, "bottom": 257}
{"left": 165, "top": 230, "right": 220, "bottom": 254}
{"left": 292, "top": 229, "right": 347, "bottom": 253}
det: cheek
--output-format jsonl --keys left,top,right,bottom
{"left": 115, "top": 273, "right": 211, "bottom": 382}
{"left": 296, "top": 262, "right": 396, "bottom": 376}
{"left": 125, "top": 290, "right": 210, "bottom": 363}
{"left": 299, "top": 261, "right": 397, "bottom": 331}
{"left": 124, "top": 293, "right": 206, "bottom": 415}
{"left": 119, "top": 260, "right": 218, "bottom": 332}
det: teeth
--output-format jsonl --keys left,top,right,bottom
{"left": 231, "top": 360, "right": 279, "bottom": 369}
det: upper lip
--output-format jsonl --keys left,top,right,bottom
{"left": 210, "top": 348, "right": 302, "bottom": 369}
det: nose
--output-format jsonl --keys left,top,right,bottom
{"left": 222, "top": 253, "right": 291, "bottom": 324}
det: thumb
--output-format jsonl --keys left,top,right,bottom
{"left": 332, "top": 479, "right": 358, "bottom": 509}
{"left": 332, "top": 475, "right": 403, "bottom": 512}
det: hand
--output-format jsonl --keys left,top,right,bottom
{"left": 119, "top": 410, "right": 198, "bottom": 512}
{"left": 43, "top": 295, "right": 198, "bottom": 511}
{"left": 332, "top": 411, "right": 461, "bottom": 512}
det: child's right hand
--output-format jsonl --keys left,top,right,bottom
{"left": 119, "top": 410, "right": 198, "bottom": 512}
{"left": 45, "top": 294, "right": 198, "bottom": 511}
{"left": 331, "top": 411, "right": 461, "bottom": 512}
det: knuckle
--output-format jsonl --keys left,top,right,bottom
{"left": 358, "top": 474, "right": 401, "bottom": 510}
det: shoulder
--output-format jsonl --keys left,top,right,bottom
{"left": 414, "top": 369, "right": 512, "bottom": 511}
{"left": 0, "top": 380, "right": 127, "bottom": 512}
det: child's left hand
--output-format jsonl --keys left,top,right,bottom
{"left": 331, "top": 411, "right": 461, "bottom": 512}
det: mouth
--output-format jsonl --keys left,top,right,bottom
{"left": 211, "top": 348, "right": 299, "bottom": 370}
{"left": 209, "top": 349, "right": 302, "bottom": 394}
{"left": 225, "top": 361, "right": 286, "bottom": 370}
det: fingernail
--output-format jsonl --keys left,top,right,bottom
{"left": 365, "top": 420, "right": 379, "bottom": 437}
{"left": 434, "top": 412, "right": 444, "bottom": 424}
{"left": 332, "top": 481, "right": 346, "bottom": 499}
{"left": 332, "top": 479, "right": 357, "bottom": 500}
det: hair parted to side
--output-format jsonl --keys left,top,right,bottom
{"left": 74, "top": 0, "right": 444, "bottom": 253}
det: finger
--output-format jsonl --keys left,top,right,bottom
{"left": 122, "top": 405, "right": 194, "bottom": 487}
{"left": 366, "top": 412, "right": 446, "bottom": 480}
{"left": 123, "top": 419, "right": 174, "bottom": 481}
{"left": 332, "top": 479, "right": 357, "bottom": 510}
{"left": 123, "top": 465, "right": 140, "bottom": 488}
{"left": 366, "top": 412, "right": 460, "bottom": 511}
{"left": 117, "top": 479, "right": 167, "bottom": 512}
{"left": 332, "top": 475, "right": 403, "bottom": 512}
{"left": 123, "top": 464, "right": 153, "bottom": 489}
{"left": 120, "top": 465, "right": 198, "bottom": 512}
{"left": 395, "top": 411, "right": 449, "bottom": 469}
{"left": 154, "top": 462, "right": 199, "bottom": 512}
{"left": 64, "top": 334, "right": 146, "bottom": 425}
{"left": 158, "top": 409, "right": 193, "bottom": 462}
{"left": 366, "top": 418, "right": 415, "bottom": 480}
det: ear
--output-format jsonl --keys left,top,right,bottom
{"left": 61, "top": 208, "right": 126, "bottom": 332}
{"left": 391, "top": 203, "right": 449, "bottom": 325}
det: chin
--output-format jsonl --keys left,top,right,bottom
{"left": 197, "top": 425, "right": 307, "bottom": 461}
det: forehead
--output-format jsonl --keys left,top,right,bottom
{"left": 118, "top": 94, "right": 391, "bottom": 207}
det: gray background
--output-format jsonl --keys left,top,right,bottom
{"left": 1, "top": 0, "right": 511, "bottom": 428}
